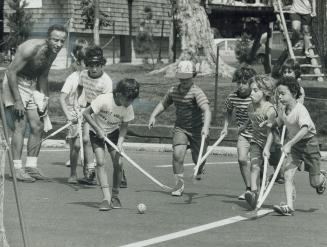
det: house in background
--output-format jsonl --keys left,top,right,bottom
{"left": 3, "top": 0, "right": 173, "bottom": 68}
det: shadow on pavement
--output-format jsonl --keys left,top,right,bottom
{"left": 68, "top": 201, "right": 99, "bottom": 209}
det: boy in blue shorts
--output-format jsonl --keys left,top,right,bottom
{"left": 220, "top": 67, "right": 256, "bottom": 200}
{"left": 273, "top": 77, "right": 326, "bottom": 216}
{"left": 148, "top": 60, "right": 211, "bottom": 196}
{"left": 83, "top": 78, "right": 139, "bottom": 211}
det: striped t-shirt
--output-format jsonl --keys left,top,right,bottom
{"left": 225, "top": 92, "right": 253, "bottom": 138}
{"left": 161, "top": 84, "right": 209, "bottom": 130}
{"left": 79, "top": 70, "right": 113, "bottom": 104}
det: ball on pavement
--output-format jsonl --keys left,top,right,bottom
{"left": 137, "top": 203, "right": 147, "bottom": 214}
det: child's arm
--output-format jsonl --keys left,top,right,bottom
{"left": 199, "top": 103, "right": 211, "bottom": 137}
{"left": 83, "top": 106, "right": 105, "bottom": 139}
{"left": 59, "top": 92, "right": 78, "bottom": 123}
{"left": 148, "top": 102, "right": 166, "bottom": 129}
{"left": 117, "top": 122, "right": 129, "bottom": 151}
{"left": 282, "top": 126, "right": 309, "bottom": 155}
{"left": 221, "top": 109, "right": 232, "bottom": 136}
{"left": 311, "top": 0, "right": 316, "bottom": 17}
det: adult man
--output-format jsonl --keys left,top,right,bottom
{"left": 2, "top": 24, "right": 67, "bottom": 182}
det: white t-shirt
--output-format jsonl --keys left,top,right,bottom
{"left": 90, "top": 93, "right": 134, "bottom": 134}
{"left": 79, "top": 70, "right": 113, "bottom": 104}
{"left": 61, "top": 71, "right": 86, "bottom": 112}
{"left": 277, "top": 102, "right": 316, "bottom": 140}
{"left": 291, "top": 0, "right": 312, "bottom": 15}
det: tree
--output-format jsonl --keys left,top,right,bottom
{"left": 151, "top": 0, "right": 235, "bottom": 78}
{"left": 4, "top": 0, "right": 33, "bottom": 50}
{"left": 80, "top": 0, "right": 111, "bottom": 45}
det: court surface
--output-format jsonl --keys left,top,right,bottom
{"left": 3, "top": 148, "right": 327, "bottom": 247}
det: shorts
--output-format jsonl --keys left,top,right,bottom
{"left": 89, "top": 129, "right": 119, "bottom": 152}
{"left": 172, "top": 126, "right": 209, "bottom": 156}
{"left": 237, "top": 135, "right": 251, "bottom": 159}
{"left": 250, "top": 142, "right": 264, "bottom": 169}
{"left": 66, "top": 124, "right": 79, "bottom": 139}
{"left": 269, "top": 143, "right": 282, "bottom": 168}
{"left": 290, "top": 13, "right": 312, "bottom": 26}
{"left": 2, "top": 73, "right": 37, "bottom": 110}
{"left": 291, "top": 136, "right": 321, "bottom": 176}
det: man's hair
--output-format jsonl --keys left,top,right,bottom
{"left": 281, "top": 59, "right": 301, "bottom": 79}
{"left": 72, "top": 39, "right": 89, "bottom": 62}
{"left": 47, "top": 24, "right": 68, "bottom": 37}
{"left": 84, "top": 45, "right": 106, "bottom": 66}
{"left": 276, "top": 76, "right": 301, "bottom": 99}
{"left": 114, "top": 78, "right": 140, "bottom": 100}
{"left": 232, "top": 66, "right": 257, "bottom": 84}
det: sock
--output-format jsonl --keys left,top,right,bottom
{"left": 87, "top": 162, "right": 96, "bottom": 169}
{"left": 246, "top": 186, "right": 251, "bottom": 191}
{"left": 13, "top": 160, "right": 22, "bottom": 169}
{"left": 25, "top": 157, "right": 38, "bottom": 168}
{"left": 174, "top": 173, "right": 184, "bottom": 185}
{"left": 112, "top": 188, "right": 119, "bottom": 197}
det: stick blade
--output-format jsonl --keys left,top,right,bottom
{"left": 242, "top": 208, "right": 274, "bottom": 220}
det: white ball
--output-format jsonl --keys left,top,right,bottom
{"left": 137, "top": 203, "right": 147, "bottom": 214}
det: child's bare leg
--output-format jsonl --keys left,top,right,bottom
{"left": 110, "top": 150, "right": 122, "bottom": 196}
{"left": 250, "top": 158, "right": 261, "bottom": 191}
{"left": 283, "top": 162, "right": 297, "bottom": 210}
{"left": 291, "top": 20, "right": 302, "bottom": 46}
{"left": 302, "top": 25, "right": 311, "bottom": 54}
{"left": 69, "top": 138, "right": 80, "bottom": 177}
{"left": 237, "top": 136, "right": 251, "bottom": 189}
{"left": 94, "top": 147, "right": 111, "bottom": 201}
{"left": 83, "top": 123, "right": 95, "bottom": 175}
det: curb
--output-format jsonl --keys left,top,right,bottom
{"left": 35, "top": 139, "right": 327, "bottom": 160}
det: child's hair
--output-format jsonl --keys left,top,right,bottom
{"left": 72, "top": 39, "right": 89, "bottom": 63}
{"left": 232, "top": 66, "right": 257, "bottom": 84}
{"left": 84, "top": 45, "right": 106, "bottom": 67}
{"left": 114, "top": 78, "right": 140, "bottom": 100}
{"left": 281, "top": 59, "right": 301, "bottom": 79}
{"left": 249, "top": 74, "right": 276, "bottom": 101}
{"left": 276, "top": 76, "right": 302, "bottom": 99}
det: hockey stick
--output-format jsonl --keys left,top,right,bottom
{"left": 192, "top": 135, "right": 206, "bottom": 178}
{"left": 103, "top": 137, "right": 174, "bottom": 192}
{"left": 257, "top": 156, "right": 269, "bottom": 204}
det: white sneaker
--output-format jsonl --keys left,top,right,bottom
{"left": 171, "top": 180, "right": 184, "bottom": 197}
{"left": 65, "top": 160, "right": 71, "bottom": 167}
{"left": 238, "top": 191, "right": 246, "bottom": 200}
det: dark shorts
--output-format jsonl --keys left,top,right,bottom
{"left": 291, "top": 136, "right": 321, "bottom": 176}
{"left": 269, "top": 143, "right": 282, "bottom": 168}
{"left": 89, "top": 129, "right": 119, "bottom": 152}
{"left": 290, "top": 13, "right": 312, "bottom": 26}
{"left": 172, "top": 126, "right": 209, "bottom": 158}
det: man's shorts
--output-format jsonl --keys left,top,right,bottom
{"left": 89, "top": 129, "right": 119, "bottom": 152}
{"left": 291, "top": 136, "right": 321, "bottom": 176}
{"left": 172, "top": 126, "right": 209, "bottom": 157}
{"left": 2, "top": 73, "right": 37, "bottom": 110}
{"left": 290, "top": 13, "right": 312, "bottom": 26}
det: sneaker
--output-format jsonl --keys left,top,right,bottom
{"left": 120, "top": 169, "right": 128, "bottom": 188}
{"left": 25, "top": 167, "right": 50, "bottom": 180}
{"left": 316, "top": 170, "right": 327, "bottom": 195}
{"left": 99, "top": 200, "right": 111, "bottom": 211}
{"left": 65, "top": 160, "right": 71, "bottom": 167}
{"left": 238, "top": 191, "right": 246, "bottom": 200}
{"left": 293, "top": 41, "right": 303, "bottom": 50}
{"left": 86, "top": 168, "right": 96, "bottom": 181}
{"left": 111, "top": 196, "right": 122, "bottom": 209}
{"left": 14, "top": 168, "right": 36, "bottom": 183}
{"left": 273, "top": 202, "right": 294, "bottom": 216}
{"left": 195, "top": 166, "right": 206, "bottom": 180}
{"left": 67, "top": 176, "right": 78, "bottom": 184}
{"left": 171, "top": 180, "right": 184, "bottom": 197}
{"left": 245, "top": 191, "right": 258, "bottom": 210}
{"left": 275, "top": 176, "right": 285, "bottom": 184}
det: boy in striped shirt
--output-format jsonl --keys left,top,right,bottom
{"left": 148, "top": 60, "right": 211, "bottom": 196}
{"left": 220, "top": 67, "right": 257, "bottom": 200}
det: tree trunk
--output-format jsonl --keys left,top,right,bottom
{"left": 93, "top": 0, "right": 100, "bottom": 46}
{"left": 152, "top": 0, "right": 235, "bottom": 78}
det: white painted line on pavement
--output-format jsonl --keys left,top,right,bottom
{"left": 39, "top": 149, "right": 69, "bottom": 152}
{"left": 120, "top": 209, "right": 273, "bottom": 247}
{"left": 156, "top": 161, "right": 237, "bottom": 168}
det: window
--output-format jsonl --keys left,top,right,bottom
{"left": 22, "top": 0, "right": 42, "bottom": 8}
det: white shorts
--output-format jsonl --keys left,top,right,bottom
{"left": 2, "top": 73, "right": 37, "bottom": 110}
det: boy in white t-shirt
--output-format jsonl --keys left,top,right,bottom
{"left": 83, "top": 78, "right": 139, "bottom": 211}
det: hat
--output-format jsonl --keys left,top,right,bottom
{"left": 84, "top": 46, "right": 106, "bottom": 66}
{"left": 175, "top": 61, "right": 196, "bottom": 79}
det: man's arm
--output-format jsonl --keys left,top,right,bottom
{"left": 6, "top": 43, "right": 37, "bottom": 116}
{"left": 311, "top": 0, "right": 316, "bottom": 17}
{"left": 199, "top": 103, "right": 211, "bottom": 137}
{"left": 38, "top": 67, "right": 51, "bottom": 96}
